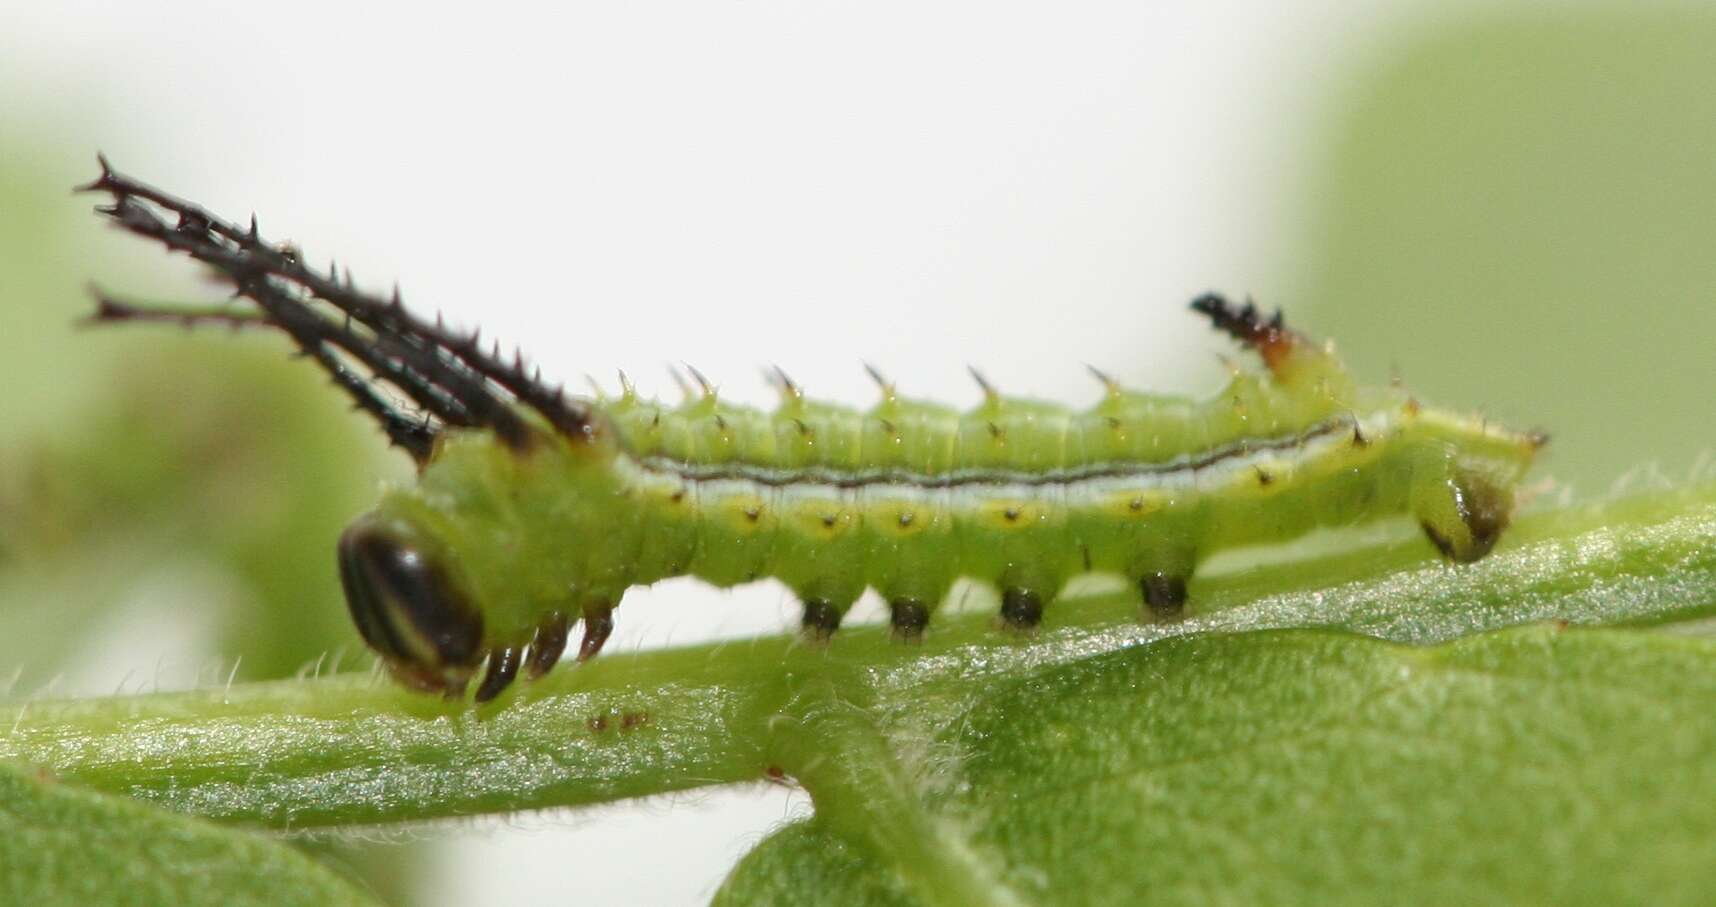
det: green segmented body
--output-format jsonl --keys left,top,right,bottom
{"left": 84, "top": 161, "right": 1545, "bottom": 702}
{"left": 382, "top": 313, "right": 1539, "bottom": 682}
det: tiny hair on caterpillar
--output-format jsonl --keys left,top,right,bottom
{"left": 81, "top": 158, "right": 1546, "bottom": 704}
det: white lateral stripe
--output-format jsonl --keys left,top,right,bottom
{"left": 613, "top": 413, "right": 1393, "bottom": 509}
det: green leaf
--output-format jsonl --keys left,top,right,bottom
{"left": 0, "top": 761, "right": 382, "bottom": 907}
{"left": 719, "top": 625, "right": 1716, "bottom": 906}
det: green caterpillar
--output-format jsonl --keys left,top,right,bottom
{"left": 84, "top": 160, "right": 1545, "bottom": 704}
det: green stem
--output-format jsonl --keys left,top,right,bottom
{"left": 2, "top": 484, "right": 1713, "bottom": 830}
{"left": 767, "top": 686, "right": 1024, "bottom": 907}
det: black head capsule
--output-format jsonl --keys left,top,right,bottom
{"left": 337, "top": 516, "right": 486, "bottom": 695}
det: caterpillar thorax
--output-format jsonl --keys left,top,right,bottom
{"left": 86, "top": 160, "right": 1545, "bottom": 703}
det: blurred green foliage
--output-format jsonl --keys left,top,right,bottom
{"left": 0, "top": 145, "right": 400, "bottom": 687}
{"left": 0, "top": 138, "right": 414, "bottom": 902}
{"left": 0, "top": 762, "right": 382, "bottom": 907}
{"left": 1293, "top": 8, "right": 1716, "bottom": 494}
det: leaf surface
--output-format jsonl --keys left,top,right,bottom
{"left": 0, "top": 762, "right": 382, "bottom": 907}
{"left": 719, "top": 625, "right": 1716, "bottom": 906}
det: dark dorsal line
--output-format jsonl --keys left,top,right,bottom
{"left": 632, "top": 415, "right": 1359, "bottom": 490}
{"left": 79, "top": 158, "right": 596, "bottom": 461}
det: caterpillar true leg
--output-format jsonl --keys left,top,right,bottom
{"left": 577, "top": 601, "right": 617, "bottom": 662}
{"left": 525, "top": 613, "right": 571, "bottom": 680}
{"left": 474, "top": 646, "right": 522, "bottom": 703}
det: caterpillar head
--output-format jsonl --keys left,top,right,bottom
{"left": 337, "top": 514, "right": 486, "bottom": 695}
{"left": 333, "top": 431, "right": 616, "bottom": 699}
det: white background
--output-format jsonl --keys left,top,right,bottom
{"left": 3, "top": 2, "right": 1472, "bottom": 903}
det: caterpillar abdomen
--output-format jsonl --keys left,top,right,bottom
{"left": 84, "top": 160, "right": 1545, "bottom": 704}
{"left": 617, "top": 405, "right": 1388, "bottom": 633}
